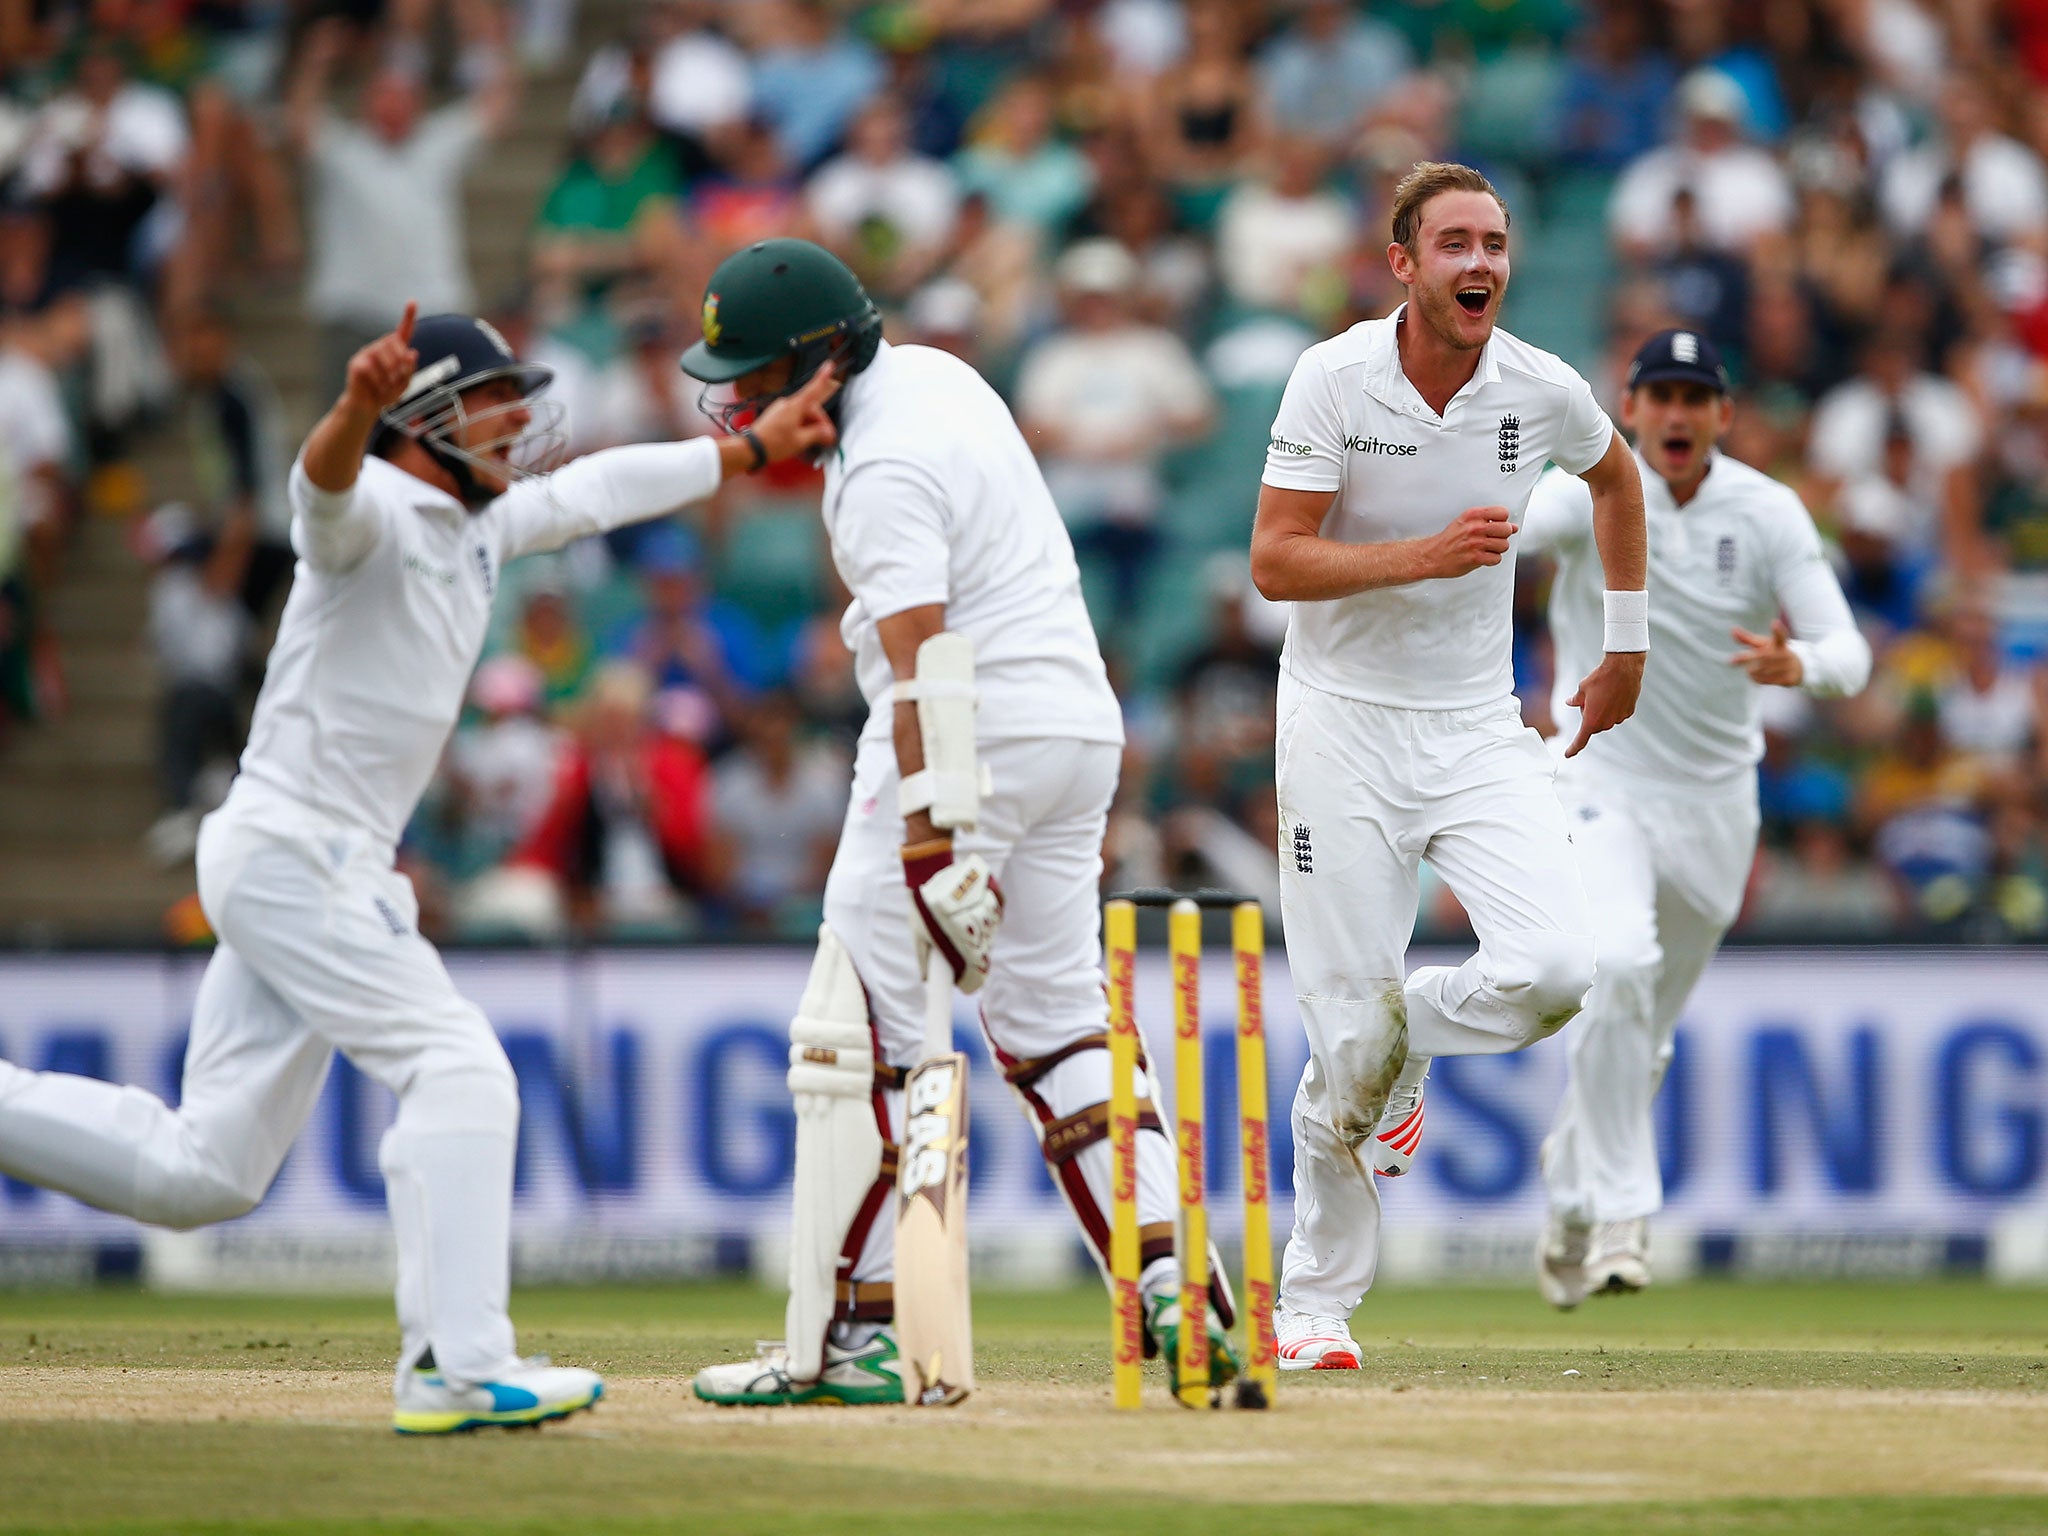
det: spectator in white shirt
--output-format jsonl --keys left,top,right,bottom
{"left": 18, "top": 42, "right": 188, "bottom": 293}
{"left": 645, "top": 2, "right": 753, "bottom": 144}
{"left": 0, "top": 297, "right": 87, "bottom": 582}
{"left": 1808, "top": 327, "right": 1986, "bottom": 573}
{"left": 1881, "top": 71, "right": 2048, "bottom": 249}
{"left": 1609, "top": 67, "right": 1795, "bottom": 261}
{"left": 1015, "top": 238, "right": 1215, "bottom": 619}
{"left": 287, "top": 18, "right": 516, "bottom": 396}
{"left": 1938, "top": 603, "right": 2043, "bottom": 778}
{"left": 1215, "top": 135, "right": 1356, "bottom": 315}
{"left": 450, "top": 655, "right": 566, "bottom": 868}
{"left": 806, "top": 94, "right": 959, "bottom": 302}
{"left": 140, "top": 503, "right": 252, "bottom": 867}
{"left": 1257, "top": 0, "right": 1411, "bottom": 150}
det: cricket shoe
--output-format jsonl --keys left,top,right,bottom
{"left": 1371, "top": 1073, "right": 1427, "bottom": 1177}
{"left": 1274, "top": 1302, "right": 1360, "bottom": 1371}
{"left": 1145, "top": 1291, "right": 1242, "bottom": 1401}
{"left": 392, "top": 1356, "right": 603, "bottom": 1435}
{"left": 1585, "top": 1218, "right": 1650, "bottom": 1295}
{"left": 692, "top": 1326, "right": 904, "bottom": 1407}
{"left": 1538, "top": 1212, "right": 1593, "bottom": 1311}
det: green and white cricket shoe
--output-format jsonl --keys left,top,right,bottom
{"left": 392, "top": 1356, "right": 604, "bottom": 1435}
{"left": 693, "top": 1327, "right": 905, "bottom": 1407}
{"left": 1146, "top": 1292, "right": 1241, "bottom": 1401}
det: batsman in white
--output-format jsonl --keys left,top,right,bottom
{"left": 1521, "top": 329, "right": 1871, "bottom": 1304}
{"left": 0, "top": 302, "right": 839, "bottom": 1433}
{"left": 683, "top": 239, "right": 1236, "bottom": 1407}
{"left": 1249, "top": 162, "right": 1649, "bottom": 1369}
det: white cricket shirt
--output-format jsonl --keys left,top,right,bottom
{"left": 1262, "top": 307, "right": 1617, "bottom": 711}
{"left": 233, "top": 438, "right": 724, "bottom": 854}
{"left": 1524, "top": 449, "right": 1871, "bottom": 791}
{"left": 822, "top": 341, "right": 1124, "bottom": 748}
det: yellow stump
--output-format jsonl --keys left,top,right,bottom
{"left": 1104, "top": 900, "right": 1144, "bottom": 1411}
{"left": 1169, "top": 898, "right": 1209, "bottom": 1408}
{"left": 1233, "top": 902, "right": 1277, "bottom": 1403}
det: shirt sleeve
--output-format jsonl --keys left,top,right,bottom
{"left": 490, "top": 437, "right": 723, "bottom": 562}
{"left": 1518, "top": 466, "right": 1594, "bottom": 556}
{"left": 288, "top": 456, "right": 383, "bottom": 574}
{"left": 830, "top": 459, "right": 952, "bottom": 622}
{"left": 1772, "top": 498, "right": 1872, "bottom": 699}
{"left": 1261, "top": 348, "right": 1345, "bottom": 492}
{"left": 424, "top": 104, "right": 484, "bottom": 176}
{"left": 1549, "top": 369, "right": 1617, "bottom": 476}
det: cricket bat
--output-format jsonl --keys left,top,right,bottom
{"left": 894, "top": 958, "right": 973, "bottom": 1406}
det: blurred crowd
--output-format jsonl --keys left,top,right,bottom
{"left": 6, "top": 0, "right": 2048, "bottom": 943}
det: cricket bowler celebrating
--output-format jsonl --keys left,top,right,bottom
{"left": 684, "top": 239, "right": 1233, "bottom": 1407}
{"left": 1524, "top": 329, "right": 1870, "bottom": 1304}
{"left": 1250, "top": 162, "right": 1649, "bottom": 1369}
{"left": 0, "top": 303, "right": 838, "bottom": 1432}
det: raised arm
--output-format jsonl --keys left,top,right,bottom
{"left": 493, "top": 365, "right": 841, "bottom": 561}
{"left": 291, "top": 301, "right": 417, "bottom": 573}
{"left": 1560, "top": 428, "right": 1648, "bottom": 757}
{"left": 454, "top": 0, "right": 519, "bottom": 139}
{"left": 284, "top": 18, "right": 346, "bottom": 158}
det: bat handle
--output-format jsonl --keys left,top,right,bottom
{"left": 923, "top": 958, "right": 954, "bottom": 1059}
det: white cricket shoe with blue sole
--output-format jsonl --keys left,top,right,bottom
{"left": 393, "top": 1356, "right": 604, "bottom": 1435}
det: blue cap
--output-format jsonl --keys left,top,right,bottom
{"left": 1627, "top": 328, "right": 1730, "bottom": 394}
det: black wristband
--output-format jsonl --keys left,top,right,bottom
{"left": 740, "top": 428, "right": 768, "bottom": 473}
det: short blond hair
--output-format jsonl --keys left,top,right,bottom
{"left": 1390, "top": 161, "right": 1510, "bottom": 251}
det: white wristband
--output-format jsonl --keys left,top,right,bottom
{"left": 1603, "top": 589, "right": 1649, "bottom": 653}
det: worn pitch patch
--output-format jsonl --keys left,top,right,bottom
{"left": 2, "top": 1370, "right": 2045, "bottom": 1504}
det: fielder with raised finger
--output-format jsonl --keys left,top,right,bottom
{"left": 684, "top": 240, "right": 1239, "bottom": 1409}
{"left": 0, "top": 303, "right": 840, "bottom": 1433}
{"left": 1249, "top": 162, "right": 1648, "bottom": 1370}
{"left": 1521, "top": 329, "right": 1870, "bottom": 1305}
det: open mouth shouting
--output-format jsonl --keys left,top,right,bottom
{"left": 1456, "top": 287, "right": 1491, "bottom": 317}
{"left": 1663, "top": 431, "right": 1696, "bottom": 461}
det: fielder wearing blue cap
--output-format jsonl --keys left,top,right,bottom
{"left": 0, "top": 301, "right": 842, "bottom": 1435}
{"left": 1518, "top": 325, "right": 1872, "bottom": 1308}
{"left": 1627, "top": 327, "right": 1732, "bottom": 395}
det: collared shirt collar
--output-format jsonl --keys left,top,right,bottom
{"left": 387, "top": 456, "right": 471, "bottom": 527}
{"left": 1362, "top": 303, "right": 1502, "bottom": 422}
{"left": 836, "top": 338, "right": 890, "bottom": 441}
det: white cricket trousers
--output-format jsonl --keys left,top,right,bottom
{"left": 826, "top": 734, "right": 1180, "bottom": 1287}
{"left": 1540, "top": 763, "right": 1757, "bottom": 1225}
{"left": 1275, "top": 674, "right": 1597, "bottom": 1315}
{"left": 0, "top": 782, "right": 523, "bottom": 1386}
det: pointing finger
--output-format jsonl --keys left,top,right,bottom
{"left": 796, "top": 362, "right": 841, "bottom": 407}
{"left": 396, "top": 301, "right": 418, "bottom": 346}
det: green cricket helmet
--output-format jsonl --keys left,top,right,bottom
{"left": 679, "top": 239, "right": 883, "bottom": 412}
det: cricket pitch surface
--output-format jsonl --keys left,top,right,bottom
{"left": 1, "top": 1281, "right": 2044, "bottom": 1534}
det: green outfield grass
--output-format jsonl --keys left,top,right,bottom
{"left": 0, "top": 1281, "right": 2044, "bottom": 1534}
